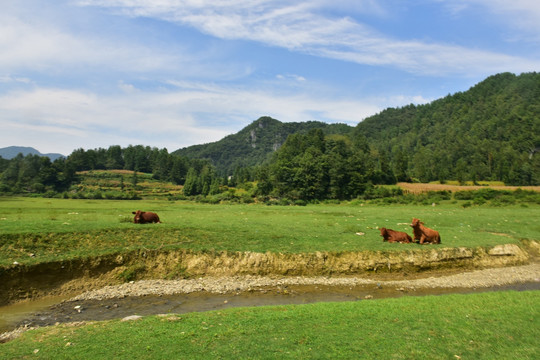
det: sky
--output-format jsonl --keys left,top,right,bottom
{"left": 1, "top": 1, "right": 539, "bottom": 156}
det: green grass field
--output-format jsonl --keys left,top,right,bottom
{"left": 1, "top": 291, "right": 538, "bottom": 359}
{"left": 1, "top": 197, "right": 539, "bottom": 359}
{"left": 1, "top": 197, "right": 539, "bottom": 267}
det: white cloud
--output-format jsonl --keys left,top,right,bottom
{"left": 0, "top": 80, "right": 425, "bottom": 154}
{"left": 0, "top": 75, "right": 32, "bottom": 84}
{"left": 77, "top": 0, "right": 540, "bottom": 75}
{"left": 440, "top": 0, "right": 540, "bottom": 41}
{"left": 0, "top": 6, "right": 195, "bottom": 75}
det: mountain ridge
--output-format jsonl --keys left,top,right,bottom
{"left": 173, "top": 72, "right": 539, "bottom": 183}
{"left": 173, "top": 116, "right": 353, "bottom": 175}
{"left": 0, "top": 146, "right": 65, "bottom": 161}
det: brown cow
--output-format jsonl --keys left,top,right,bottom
{"left": 379, "top": 227, "right": 413, "bottom": 243}
{"left": 410, "top": 218, "right": 440, "bottom": 244}
{"left": 132, "top": 210, "right": 161, "bottom": 224}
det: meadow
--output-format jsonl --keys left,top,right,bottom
{"left": 1, "top": 291, "right": 538, "bottom": 359}
{"left": 1, "top": 196, "right": 539, "bottom": 267}
{"left": 1, "top": 196, "right": 539, "bottom": 358}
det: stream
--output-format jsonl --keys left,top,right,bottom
{"left": 2, "top": 281, "right": 539, "bottom": 335}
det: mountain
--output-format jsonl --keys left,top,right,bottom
{"left": 0, "top": 146, "right": 65, "bottom": 161}
{"left": 354, "top": 72, "right": 540, "bottom": 183}
{"left": 173, "top": 72, "right": 539, "bottom": 184}
{"left": 173, "top": 116, "right": 353, "bottom": 175}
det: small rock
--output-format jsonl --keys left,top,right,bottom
{"left": 121, "top": 315, "right": 143, "bottom": 322}
{"left": 364, "top": 295, "right": 373, "bottom": 299}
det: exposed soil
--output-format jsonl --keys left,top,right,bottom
{"left": 397, "top": 182, "right": 540, "bottom": 193}
{"left": 68, "top": 262, "right": 540, "bottom": 301}
{"left": 2, "top": 241, "right": 537, "bottom": 307}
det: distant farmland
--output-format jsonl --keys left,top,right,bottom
{"left": 397, "top": 182, "right": 540, "bottom": 194}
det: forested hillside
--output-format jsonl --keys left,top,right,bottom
{"left": 173, "top": 72, "right": 539, "bottom": 186}
{"left": 356, "top": 72, "right": 539, "bottom": 184}
{"left": 173, "top": 116, "right": 353, "bottom": 175}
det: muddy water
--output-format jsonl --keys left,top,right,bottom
{"left": 2, "top": 282, "right": 539, "bottom": 334}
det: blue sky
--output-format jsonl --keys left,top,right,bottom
{"left": 1, "top": 0, "right": 539, "bottom": 155}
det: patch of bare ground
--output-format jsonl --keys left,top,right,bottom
{"left": 1, "top": 241, "right": 538, "bottom": 306}
{"left": 69, "top": 262, "right": 540, "bottom": 302}
{"left": 397, "top": 182, "right": 540, "bottom": 194}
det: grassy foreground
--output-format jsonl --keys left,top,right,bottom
{"left": 1, "top": 197, "right": 539, "bottom": 266}
{"left": 1, "top": 291, "right": 538, "bottom": 359}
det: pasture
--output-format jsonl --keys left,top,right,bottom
{"left": 1, "top": 197, "right": 539, "bottom": 359}
{"left": 1, "top": 197, "right": 539, "bottom": 267}
{"left": 1, "top": 291, "right": 538, "bottom": 359}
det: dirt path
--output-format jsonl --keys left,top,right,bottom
{"left": 71, "top": 262, "right": 540, "bottom": 301}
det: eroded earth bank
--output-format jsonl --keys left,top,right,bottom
{"left": 1, "top": 241, "right": 539, "bottom": 342}
{"left": 1, "top": 241, "right": 539, "bottom": 306}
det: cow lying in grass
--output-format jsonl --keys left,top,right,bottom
{"left": 379, "top": 227, "right": 413, "bottom": 243}
{"left": 132, "top": 210, "right": 161, "bottom": 224}
{"left": 410, "top": 218, "right": 440, "bottom": 244}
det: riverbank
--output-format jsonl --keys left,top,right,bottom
{"left": 2, "top": 262, "right": 538, "bottom": 344}
{"left": 2, "top": 240, "right": 538, "bottom": 306}
{"left": 70, "top": 261, "right": 540, "bottom": 301}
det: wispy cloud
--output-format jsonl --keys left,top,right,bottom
{"left": 77, "top": 0, "right": 540, "bottom": 75}
{"left": 0, "top": 80, "right": 425, "bottom": 153}
{"left": 441, "top": 0, "right": 540, "bottom": 40}
{"left": 0, "top": 4, "right": 210, "bottom": 77}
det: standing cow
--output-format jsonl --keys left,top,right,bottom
{"left": 132, "top": 210, "right": 161, "bottom": 224}
{"left": 380, "top": 227, "right": 413, "bottom": 243}
{"left": 410, "top": 218, "right": 440, "bottom": 244}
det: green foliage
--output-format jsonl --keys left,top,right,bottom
{"left": 265, "top": 129, "right": 394, "bottom": 200}
{"left": 356, "top": 72, "right": 540, "bottom": 185}
{"left": 2, "top": 291, "right": 538, "bottom": 359}
{"left": 0, "top": 146, "right": 224, "bottom": 198}
{"left": 173, "top": 116, "right": 354, "bottom": 176}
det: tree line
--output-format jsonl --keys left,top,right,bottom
{"left": 0, "top": 145, "right": 221, "bottom": 196}
{"left": 0, "top": 136, "right": 401, "bottom": 201}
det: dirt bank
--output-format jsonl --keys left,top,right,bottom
{"left": 70, "top": 262, "right": 540, "bottom": 301}
{"left": 1, "top": 241, "right": 538, "bottom": 306}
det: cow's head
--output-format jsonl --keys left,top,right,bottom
{"left": 410, "top": 218, "right": 421, "bottom": 227}
{"left": 132, "top": 210, "right": 143, "bottom": 223}
{"left": 379, "top": 227, "right": 387, "bottom": 236}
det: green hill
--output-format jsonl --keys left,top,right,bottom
{"left": 174, "top": 72, "right": 539, "bottom": 185}
{"left": 173, "top": 116, "right": 353, "bottom": 175}
{"left": 355, "top": 72, "right": 539, "bottom": 184}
